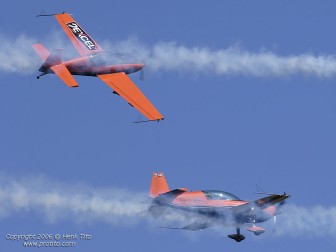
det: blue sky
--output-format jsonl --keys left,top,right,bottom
{"left": 1, "top": 0, "right": 336, "bottom": 251}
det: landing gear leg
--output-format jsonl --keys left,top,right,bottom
{"left": 228, "top": 226, "right": 245, "bottom": 242}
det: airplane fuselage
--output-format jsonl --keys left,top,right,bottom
{"left": 40, "top": 55, "right": 145, "bottom": 77}
{"left": 148, "top": 172, "right": 289, "bottom": 241}
{"left": 150, "top": 189, "right": 277, "bottom": 227}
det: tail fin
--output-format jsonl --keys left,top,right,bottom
{"left": 39, "top": 48, "right": 63, "bottom": 72}
{"left": 32, "top": 44, "right": 63, "bottom": 71}
{"left": 32, "top": 43, "right": 78, "bottom": 88}
{"left": 149, "top": 172, "right": 170, "bottom": 198}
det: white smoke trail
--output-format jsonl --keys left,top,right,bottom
{"left": 107, "top": 38, "right": 336, "bottom": 78}
{"left": 1, "top": 174, "right": 336, "bottom": 238}
{"left": 0, "top": 32, "right": 79, "bottom": 75}
{"left": 274, "top": 204, "right": 336, "bottom": 237}
{"left": 0, "top": 34, "right": 41, "bottom": 74}
{"left": 0, "top": 175, "right": 149, "bottom": 226}
{"left": 1, "top": 32, "right": 336, "bottom": 78}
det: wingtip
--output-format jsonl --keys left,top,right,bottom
{"left": 36, "top": 11, "right": 71, "bottom": 17}
{"left": 133, "top": 117, "right": 165, "bottom": 124}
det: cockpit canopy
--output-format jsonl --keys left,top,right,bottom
{"left": 203, "top": 190, "right": 240, "bottom": 201}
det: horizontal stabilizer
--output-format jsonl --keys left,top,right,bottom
{"left": 159, "top": 189, "right": 187, "bottom": 197}
{"left": 32, "top": 43, "right": 50, "bottom": 61}
{"left": 50, "top": 64, "right": 79, "bottom": 88}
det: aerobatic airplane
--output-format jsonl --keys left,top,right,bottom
{"left": 149, "top": 172, "right": 290, "bottom": 242}
{"left": 32, "top": 12, "right": 164, "bottom": 122}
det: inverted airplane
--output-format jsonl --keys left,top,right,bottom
{"left": 149, "top": 172, "right": 290, "bottom": 242}
{"left": 32, "top": 12, "right": 164, "bottom": 122}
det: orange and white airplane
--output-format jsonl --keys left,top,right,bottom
{"left": 149, "top": 172, "right": 290, "bottom": 242}
{"left": 32, "top": 12, "right": 164, "bottom": 122}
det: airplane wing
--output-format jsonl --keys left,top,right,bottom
{"left": 55, "top": 13, "right": 103, "bottom": 56}
{"left": 253, "top": 194, "right": 290, "bottom": 207}
{"left": 159, "top": 222, "right": 211, "bottom": 231}
{"left": 179, "top": 222, "right": 211, "bottom": 231}
{"left": 98, "top": 73, "right": 164, "bottom": 121}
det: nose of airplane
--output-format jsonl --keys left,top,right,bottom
{"left": 252, "top": 205, "right": 277, "bottom": 223}
{"left": 134, "top": 63, "right": 145, "bottom": 70}
{"left": 128, "top": 63, "right": 145, "bottom": 74}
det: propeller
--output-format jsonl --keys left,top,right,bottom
{"left": 139, "top": 68, "right": 145, "bottom": 81}
{"left": 278, "top": 200, "right": 286, "bottom": 208}
{"left": 272, "top": 200, "right": 287, "bottom": 233}
{"left": 275, "top": 200, "right": 286, "bottom": 215}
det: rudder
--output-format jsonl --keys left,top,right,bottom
{"left": 39, "top": 48, "right": 63, "bottom": 72}
{"left": 149, "top": 172, "right": 169, "bottom": 198}
{"left": 32, "top": 44, "right": 63, "bottom": 71}
{"left": 32, "top": 43, "right": 78, "bottom": 88}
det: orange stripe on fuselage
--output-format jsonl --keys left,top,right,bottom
{"left": 171, "top": 191, "right": 247, "bottom": 207}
